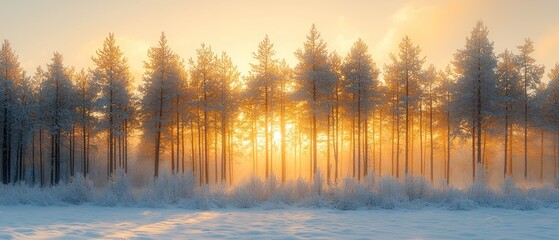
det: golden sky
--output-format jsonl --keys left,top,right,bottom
{"left": 2, "top": 0, "right": 559, "bottom": 80}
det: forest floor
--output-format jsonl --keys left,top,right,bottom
{"left": 0, "top": 205, "right": 558, "bottom": 239}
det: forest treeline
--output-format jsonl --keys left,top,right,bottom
{"left": 1, "top": 21, "right": 558, "bottom": 187}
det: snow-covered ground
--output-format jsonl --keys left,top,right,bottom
{"left": 1, "top": 205, "right": 558, "bottom": 239}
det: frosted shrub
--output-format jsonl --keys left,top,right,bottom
{"left": 527, "top": 187, "right": 559, "bottom": 208}
{"left": 62, "top": 174, "right": 93, "bottom": 204}
{"left": 467, "top": 164, "right": 494, "bottom": 206}
{"left": 266, "top": 172, "right": 279, "bottom": 199}
{"left": 98, "top": 168, "right": 134, "bottom": 206}
{"left": 231, "top": 175, "right": 266, "bottom": 208}
{"left": 312, "top": 169, "right": 324, "bottom": 196}
{"left": 269, "top": 180, "right": 299, "bottom": 205}
{"left": 404, "top": 175, "right": 431, "bottom": 201}
{"left": 209, "top": 183, "right": 228, "bottom": 208}
{"left": 377, "top": 176, "right": 405, "bottom": 209}
{"left": 0, "top": 183, "right": 63, "bottom": 206}
{"left": 448, "top": 198, "right": 476, "bottom": 211}
{"left": 144, "top": 172, "right": 197, "bottom": 205}
{"left": 501, "top": 177, "right": 519, "bottom": 197}
{"left": 186, "top": 185, "right": 227, "bottom": 210}
{"left": 295, "top": 177, "right": 310, "bottom": 199}
{"left": 331, "top": 177, "right": 376, "bottom": 210}
{"left": 363, "top": 173, "right": 376, "bottom": 190}
{"left": 429, "top": 180, "right": 465, "bottom": 205}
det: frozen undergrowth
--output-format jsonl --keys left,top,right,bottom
{"left": 1, "top": 170, "right": 558, "bottom": 211}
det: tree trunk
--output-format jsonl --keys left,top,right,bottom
{"left": 40, "top": 130, "right": 44, "bottom": 187}
{"left": 429, "top": 90, "right": 434, "bottom": 182}
{"left": 540, "top": 129, "right": 544, "bottom": 182}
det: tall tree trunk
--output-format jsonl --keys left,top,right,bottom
{"left": 420, "top": 101, "right": 423, "bottom": 176}
{"left": 83, "top": 123, "right": 87, "bottom": 177}
{"left": 182, "top": 120, "right": 185, "bottom": 174}
{"left": 504, "top": 110, "right": 509, "bottom": 178}
{"left": 2, "top": 107, "right": 10, "bottom": 184}
{"left": 281, "top": 95, "right": 286, "bottom": 183}
{"left": 154, "top": 88, "right": 164, "bottom": 179}
{"left": 405, "top": 69, "right": 409, "bottom": 176}
{"left": 265, "top": 87, "right": 269, "bottom": 179}
{"left": 429, "top": 91, "right": 434, "bottom": 182}
{"left": 214, "top": 117, "right": 218, "bottom": 183}
{"left": 40, "top": 130, "right": 44, "bottom": 187}
{"left": 171, "top": 128, "right": 175, "bottom": 174}
{"left": 32, "top": 132, "right": 35, "bottom": 184}
{"left": 524, "top": 68, "right": 529, "bottom": 180}
{"left": 190, "top": 118, "right": 196, "bottom": 175}
{"left": 379, "top": 108, "right": 383, "bottom": 176}
{"left": 540, "top": 129, "right": 544, "bottom": 182}
{"left": 177, "top": 102, "right": 180, "bottom": 175}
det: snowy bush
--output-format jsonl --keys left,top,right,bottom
{"left": 330, "top": 177, "right": 376, "bottom": 210}
{"left": 312, "top": 170, "right": 324, "bottom": 196}
{"left": 404, "top": 175, "right": 431, "bottom": 201}
{"left": 142, "top": 172, "right": 197, "bottom": 206}
{"left": 231, "top": 175, "right": 266, "bottom": 208}
{"left": 1, "top": 169, "right": 559, "bottom": 210}
{"left": 467, "top": 165, "right": 494, "bottom": 206}
{"left": 448, "top": 198, "right": 476, "bottom": 211}
{"left": 61, "top": 174, "right": 93, "bottom": 204}
{"left": 376, "top": 176, "right": 406, "bottom": 209}
{"left": 527, "top": 187, "right": 559, "bottom": 208}
{"left": 97, "top": 169, "right": 135, "bottom": 206}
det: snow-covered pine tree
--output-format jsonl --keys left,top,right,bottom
{"left": 31, "top": 67, "right": 46, "bottom": 186}
{"left": 543, "top": 64, "right": 559, "bottom": 180}
{"left": 74, "top": 69, "right": 97, "bottom": 177}
{"left": 0, "top": 40, "right": 24, "bottom": 184}
{"left": 40, "top": 52, "right": 76, "bottom": 185}
{"left": 496, "top": 49, "right": 522, "bottom": 178}
{"left": 422, "top": 65, "right": 438, "bottom": 182}
{"left": 517, "top": 39, "right": 545, "bottom": 180}
{"left": 294, "top": 24, "right": 335, "bottom": 180}
{"left": 91, "top": 33, "right": 133, "bottom": 178}
{"left": 452, "top": 21, "right": 498, "bottom": 181}
{"left": 277, "top": 59, "right": 292, "bottom": 184}
{"left": 329, "top": 51, "right": 343, "bottom": 184}
{"left": 246, "top": 35, "right": 280, "bottom": 179}
{"left": 435, "top": 65, "right": 455, "bottom": 184}
{"left": 13, "top": 71, "right": 34, "bottom": 183}
{"left": 341, "top": 38, "right": 379, "bottom": 181}
{"left": 189, "top": 43, "right": 218, "bottom": 185}
{"left": 140, "top": 32, "right": 186, "bottom": 179}
{"left": 383, "top": 36, "right": 425, "bottom": 177}
{"left": 215, "top": 52, "right": 240, "bottom": 184}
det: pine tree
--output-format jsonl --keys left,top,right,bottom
{"left": 74, "top": 69, "right": 97, "bottom": 177}
{"left": 189, "top": 44, "right": 218, "bottom": 184}
{"left": 543, "top": 64, "right": 559, "bottom": 179}
{"left": 517, "top": 39, "right": 545, "bottom": 180}
{"left": 384, "top": 36, "right": 424, "bottom": 177}
{"left": 91, "top": 33, "right": 133, "bottom": 178}
{"left": 0, "top": 40, "right": 24, "bottom": 184}
{"left": 40, "top": 52, "right": 76, "bottom": 185}
{"left": 215, "top": 52, "right": 240, "bottom": 184}
{"left": 342, "top": 38, "right": 379, "bottom": 180}
{"left": 496, "top": 49, "right": 522, "bottom": 178}
{"left": 452, "top": 21, "right": 498, "bottom": 180}
{"left": 247, "top": 35, "right": 280, "bottom": 179}
{"left": 294, "top": 24, "right": 334, "bottom": 179}
{"left": 140, "top": 33, "right": 186, "bottom": 178}
{"left": 329, "top": 51, "right": 343, "bottom": 183}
